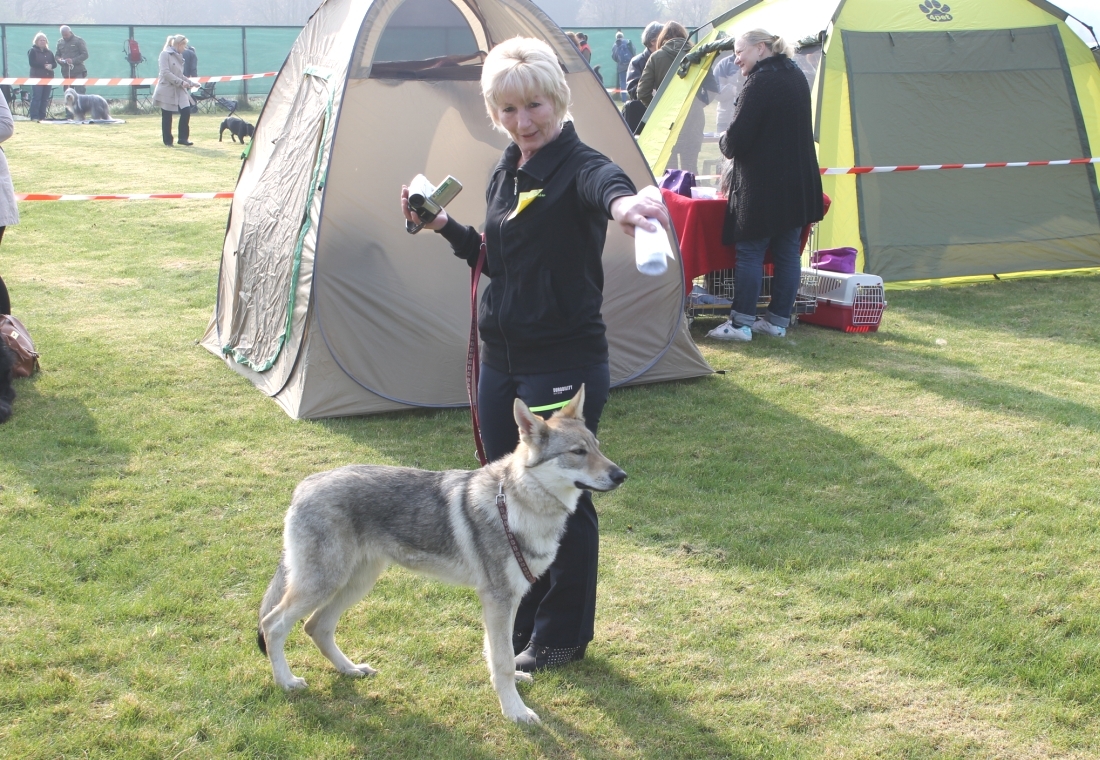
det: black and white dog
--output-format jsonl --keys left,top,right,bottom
{"left": 0, "top": 341, "right": 15, "bottom": 424}
{"left": 219, "top": 116, "right": 255, "bottom": 143}
{"left": 64, "top": 88, "right": 111, "bottom": 121}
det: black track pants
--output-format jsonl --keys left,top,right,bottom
{"left": 477, "top": 361, "right": 611, "bottom": 649}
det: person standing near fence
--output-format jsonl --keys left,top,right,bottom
{"left": 611, "top": 31, "right": 634, "bottom": 103}
{"left": 55, "top": 26, "right": 88, "bottom": 95}
{"left": 27, "top": 33, "right": 55, "bottom": 121}
{"left": 153, "top": 36, "right": 197, "bottom": 147}
{"left": 182, "top": 44, "right": 199, "bottom": 114}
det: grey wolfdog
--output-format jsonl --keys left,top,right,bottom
{"left": 257, "top": 386, "right": 626, "bottom": 723}
{"left": 64, "top": 88, "right": 111, "bottom": 121}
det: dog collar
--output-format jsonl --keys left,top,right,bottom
{"left": 496, "top": 481, "right": 538, "bottom": 584}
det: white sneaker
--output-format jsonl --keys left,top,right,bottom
{"left": 706, "top": 320, "right": 752, "bottom": 341}
{"left": 751, "top": 318, "right": 786, "bottom": 338}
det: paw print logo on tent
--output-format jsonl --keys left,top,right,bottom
{"left": 919, "top": 0, "right": 953, "bottom": 21}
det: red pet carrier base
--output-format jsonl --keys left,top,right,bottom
{"left": 798, "top": 268, "right": 886, "bottom": 332}
{"left": 799, "top": 300, "right": 882, "bottom": 332}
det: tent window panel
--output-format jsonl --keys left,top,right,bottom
{"left": 842, "top": 27, "right": 1100, "bottom": 280}
{"left": 370, "top": 0, "right": 478, "bottom": 66}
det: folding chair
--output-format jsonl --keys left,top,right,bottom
{"left": 192, "top": 82, "right": 237, "bottom": 114}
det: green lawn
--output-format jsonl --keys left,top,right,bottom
{"left": 1, "top": 114, "right": 1098, "bottom": 758}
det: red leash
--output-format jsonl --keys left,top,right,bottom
{"left": 468, "top": 237, "right": 538, "bottom": 584}
{"left": 467, "top": 236, "right": 488, "bottom": 467}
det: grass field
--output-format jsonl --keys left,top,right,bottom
{"left": 1, "top": 113, "right": 1099, "bottom": 758}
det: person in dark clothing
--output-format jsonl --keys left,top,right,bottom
{"left": 55, "top": 25, "right": 89, "bottom": 94}
{"left": 611, "top": 32, "right": 635, "bottom": 102}
{"left": 576, "top": 33, "right": 592, "bottom": 63}
{"left": 639, "top": 22, "right": 705, "bottom": 173}
{"left": 182, "top": 45, "right": 199, "bottom": 113}
{"left": 182, "top": 45, "right": 198, "bottom": 78}
{"left": 625, "top": 21, "right": 662, "bottom": 101}
{"left": 400, "top": 37, "right": 668, "bottom": 674}
{"left": 27, "top": 32, "right": 56, "bottom": 121}
{"left": 707, "top": 29, "right": 824, "bottom": 342}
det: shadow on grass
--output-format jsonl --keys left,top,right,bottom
{"left": 883, "top": 273, "right": 1100, "bottom": 348}
{"left": 251, "top": 679, "right": 521, "bottom": 758}
{"left": 601, "top": 379, "right": 946, "bottom": 571}
{"left": 250, "top": 659, "right": 775, "bottom": 760}
{"left": 779, "top": 325, "right": 1100, "bottom": 434}
{"left": 317, "top": 405, "right": 482, "bottom": 470}
{"left": 533, "top": 657, "right": 794, "bottom": 759}
{"left": 0, "top": 374, "right": 130, "bottom": 505}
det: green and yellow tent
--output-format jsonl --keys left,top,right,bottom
{"left": 640, "top": 0, "right": 1100, "bottom": 284}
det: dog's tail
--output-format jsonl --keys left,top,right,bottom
{"left": 257, "top": 554, "right": 287, "bottom": 657}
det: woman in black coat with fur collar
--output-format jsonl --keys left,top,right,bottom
{"left": 707, "top": 29, "right": 823, "bottom": 342}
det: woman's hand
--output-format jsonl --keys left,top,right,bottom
{"left": 400, "top": 185, "right": 449, "bottom": 231}
{"left": 610, "top": 190, "right": 670, "bottom": 238}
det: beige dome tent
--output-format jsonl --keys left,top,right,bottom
{"left": 201, "top": 0, "right": 711, "bottom": 419}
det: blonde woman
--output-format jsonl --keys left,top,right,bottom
{"left": 400, "top": 36, "right": 667, "bottom": 674}
{"left": 707, "top": 29, "right": 823, "bottom": 342}
{"left": 152, "top": 35, "right": 196, "bottom": 146}
{"left": 27, "top": 32, "right": 56, "bottom": 120}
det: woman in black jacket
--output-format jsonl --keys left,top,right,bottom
{"left": 27, "top": 32, "right": 56, "bottom": 121}
{"left": 401, "top": 37, "right": 667, "bottom": 673}
{"left": 707, "top": 29, "right": 823, "bottom": 342}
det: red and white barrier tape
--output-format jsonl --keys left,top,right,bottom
{"left": 16, "top": 192, "right": 234, "bottom": 201}
{"left": 15, "top": 157, "right": 1100, "bottom": 201}
{"left": 698, "top": 157, "right": 1100, "bottom": 180}
{"left": 0, "top": 72, "right": 277, "bottom": 87}
{"left": 821, "top": 157, "right": 1100, "bottom": 175}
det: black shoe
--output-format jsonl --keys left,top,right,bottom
{"left": 514, "top": 642, "right": 587, "bottom": 673}
{"left": 513, "top": 630, "right": 531, "bottom": 656}
{"left": 164, "top": 141, "right": 173, "bottom": 147}
{"left": 178, "top": 140, "right": 193, "bottom": 146}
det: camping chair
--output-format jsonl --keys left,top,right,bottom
{"left": 192, "top": 82, "right": 237, "bottom": 114}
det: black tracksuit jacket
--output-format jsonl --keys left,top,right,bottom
{"left": 438, "top": 121, "right": 636, "bottom": 375}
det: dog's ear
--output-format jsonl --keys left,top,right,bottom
{"left": 556, "top": 384, "right": 586, "bottom": 423}
{"left": 513, "top": 397, "right": 548, "bottom": 442}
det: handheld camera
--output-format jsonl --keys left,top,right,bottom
{"left": 406, "top": 174, "right": 463, "bottom": 234}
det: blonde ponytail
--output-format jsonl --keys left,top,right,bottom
{"left": 740, "top": 28, "right": 794, "bottom": 59}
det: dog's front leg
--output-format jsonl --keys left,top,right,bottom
{"left": 479, "top": 591, "right": 539, "bottom": 724}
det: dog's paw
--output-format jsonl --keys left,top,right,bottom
{"left": 278, "top": 676, "right": 308, "bottom": 690}
{"left": 341, "top": 663, "right": 377, "bottom": 677}
{"left": 514, "top": 671, "right": 534, "bottom": 684}
{"left": 506, "top": 706, "right": 541, "bottom": 725}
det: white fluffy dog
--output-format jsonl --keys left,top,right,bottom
{"left": 64, "top": 88, "right": 111, "bottom": 121}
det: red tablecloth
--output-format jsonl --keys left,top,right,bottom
{"left": 662, "top": 188, "right": 831, "bottom": 293}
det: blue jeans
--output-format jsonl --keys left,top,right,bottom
{"left": 731, "top": 226, "right": 803, "bottom": 329}
{"left": 30, "top": 85, "right": 52, "bottom": 120}
{"left": 617, "top": 69, "right": 628, "bottom": 102}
